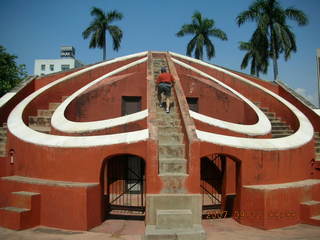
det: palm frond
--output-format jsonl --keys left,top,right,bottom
{"left": 285, "top": 7, "right": 308, "bottom": 25}
{"left": 83, "top": 7, "right": 123, "bottom": 60}
{"left": 204, "top": 36, "right": 215, "bottom": 59}
{"left": 176, "top": 24, "right": 196, "bottom": 37}
{"left": 208, "top": 28, "right": 228, "bottom": 41}
{"left": 108, "top": 25, "right": 123, "bottom": 51}
{"left": 186, "top": 35, "right": 198, "bottom": 57}
{"left": 106, "top": 10, "right": 123, "bottom": 22}
{"left": 177, "top": 11, "right": 227, "bottom": 60}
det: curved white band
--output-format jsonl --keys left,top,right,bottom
{"left": 7, "top": 52, "right": 149, "bottom": 147}
{"left": 170, "top": 52, "right": 314, "bottom": 150}
{"left": 51, "top": 57, "right": 148, "bottom": 133}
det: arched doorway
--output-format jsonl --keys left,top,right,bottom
{"left": 101, "top": 154, "right": 146, "bottom": 219}
{"left": 200, "top": 154, "right": 240, "bottom": 218}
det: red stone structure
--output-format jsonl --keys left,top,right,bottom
{"left": 0, "top": 51, "right": 319, "bottom": 239}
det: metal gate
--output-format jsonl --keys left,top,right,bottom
{"left": 107, "top": 155, "right": 145, "bottom": 213}
{"left": 200, "top": 154, "right": 226, "bottom": 213}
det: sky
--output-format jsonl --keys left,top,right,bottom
{"left": 1, "top": 0, "right": 319, "bottom": 106}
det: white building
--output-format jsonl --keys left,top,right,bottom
{"left": 34, "top": 46, "right": 84, "bottom": 76}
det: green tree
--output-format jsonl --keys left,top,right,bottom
{"left": 236, "top": 0, "right": 308, "bottom": 80}
{"left": 176, "top": 11, "right": 228, "bottom": 60}
{"left": 0, "top": 46, "right": 28, "bottom": 97}
{"left": 239, "top": 29, "right": 269, "bottom": 78}
{"left": 82, "top": 7, "right": 123, "bottom": 61}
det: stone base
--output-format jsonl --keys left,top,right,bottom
{"left": 145, "top": 194, "right": 202, "bottom": 226}
{"left": 143, "top": 224, "right": 206, "bottom": 240}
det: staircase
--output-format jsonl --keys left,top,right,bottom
{"left": 256, "top": 103, "right": 293, "bottom": 138}
{"left": 28, "top": 96, "right": 67, "bottom": 133}
{"left": 0, "top": 191, "right": 40, "bottom": 230}
{"left": 0, "top": 124, "right": 7, "bottom": 157}
{"left": 144, "top": 57, "right": 205, "bottom": 239}
{"left": 300, "top": 200, "right": 320, "bottom": 226}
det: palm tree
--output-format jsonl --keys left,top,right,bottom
{"left": 239, "top": 29, "right": 269, "bottom": 77}
{"left": 236, "top": 0, "right": 308, "bottom": 80}
{"left": 176, "top": 11, "right": 228, "bottom": 60}
{"left": 82, "top": 7, "right": 123, "bottom": 61}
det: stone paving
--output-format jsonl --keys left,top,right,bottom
{"left": 1, "top": 218, "right": 320, "bottom": 240}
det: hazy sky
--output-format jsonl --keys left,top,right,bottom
{"left": 1, "top": 0, "right": 319, "bottom": 106}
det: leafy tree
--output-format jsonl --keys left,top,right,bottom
{"left": 176, "top": 11, "right": 228, "bottom": 60}
{"left": 236, "top": 0, "right": 308, "bottom": 80}
{"left": 239, "top": 29, "right": 269, "bottom": 77}
{"left": 0, "top": 46, "right": 28, "bottom": 97}
{"left": 82, "top": 7, "right": 123, "bottom": 61}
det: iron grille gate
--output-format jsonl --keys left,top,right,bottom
{"left": 107, "top": 155, "right": 145, "bottom": 213}
{"left": 200, "top": 154, "right": 226, "bottom": 213}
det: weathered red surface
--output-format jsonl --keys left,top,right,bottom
{"left": 0, "top": 51, "right": 319, "bottom": 231}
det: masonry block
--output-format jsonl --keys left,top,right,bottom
{"left": 0, "top": 191, "right": 40, "bottom": 230}
{"left": 156, "top": 209, "right": 192, "bottom": 229}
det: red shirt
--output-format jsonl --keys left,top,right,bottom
{"left": 156, "top": 73, "right": 174, "bottom": 84}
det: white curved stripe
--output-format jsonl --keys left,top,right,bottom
{"left": 7, "top": 53, "right": 149, "bottom": 147}
{"left": 172, "top": 58, "right": 271, "bottom": 136}
{"left": 53, "top": 110, "right": 148, "bottom": 134}
{"left": 190, "top": 110, "right": 269, "bottom": 136}
{"left": 170, "top": 52, "right": 314, "bottom": 150}
{"left": 51, "top": 57, "right": 148, "bottom": 133}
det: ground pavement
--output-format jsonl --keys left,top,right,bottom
{"left": 0, "top": 219, "right": 320, "bottom": 240}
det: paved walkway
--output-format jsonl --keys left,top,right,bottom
{"left": 1, "top": 219, "right": 320, "bottom": 240}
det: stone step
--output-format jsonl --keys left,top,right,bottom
{"left": 159, "top": 133, "right": 184, "bottom": 144}
{"left": 159, "top": 144, "right": 185, "bottom": 159}
{"left": 10, "top": 191, "right": 40, "bottom": 209}
{"left": 0, "top": 136, "right": 6, "bottom": 143}
{"left": 159, "top": 173, "right": 188, "bottom": 194}
{"left": 48, "top": 102, "right": 61, "bottom": 110}
{"left": 156, "top": 209, "right": 193, "bottom": 229}
{"left": 0, "top": 190, "right": 41, "bottom": 230}
{"left": 259, "top": 107, "right": 269, "bottom": 112}
{"left": 272, "top": 129, "right": 294, "bottom": 134}
{"left": 37, "top": 109, "right": 55, "bottom": 117}
{"left": 156, "top": 108, "right": 178, "bottom": 114}
{"left": 0, "top": 128, "right": 7, "bottom": 138}
{"left": 272, "top": 133, "right": 291, "bottom": 138}
{"left": 0, "top": 147, "right": 6, "bottom": 157}
{"left": 159, "top": 158, "right": 187, "bottom": 174}
{"left": 0, "top": 142, "right": 6, "bottom": 157}
{"left": 272, "top": 125, "right": 291, "bottom": 131}
{"left": 264, "top": 112, "right": 276, "bottom": 118}
{"left": 156, "top": 119, "right": 181, "bottom": 127}
{"left": 29, "top": 116, "right": 51, "bottom": 127}
{"left": 158, "top": 126, "right": 182, "bottom": 134}
{"left": 144, "top": 224, "right": 206, "bottom": 240}
{"left": 300, "top": 201, "right": 320, "bottom": 226}
{"left": 28, "top": 125, "right": 51, "bottom": 133}
{"left": 270, "top": 120, "right": 287, "bottom": 126}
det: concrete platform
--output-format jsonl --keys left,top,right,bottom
{"left": 0, "top": 218, "right": 320, "bottom": 240}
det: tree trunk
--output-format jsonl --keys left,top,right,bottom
{"left": 271, "top": 30, "right": 279, "bottom": 81}
{"left": 103, "top": 44, "right": 106, "bottom": 61}
{"left": 272, "top": 49, "right": 279, "bottom": 81}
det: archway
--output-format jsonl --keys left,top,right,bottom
{"left": 101, "top": 154, "right": 146, "bottom": 220}
{"left": 200, "top": 154, "right": 241, "bottom": 219}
